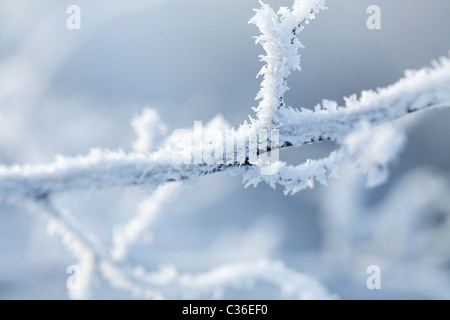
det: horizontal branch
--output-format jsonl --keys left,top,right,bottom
{"left": 277, "top": 55, "right": 450, "bottom": 148}
{"left": 0, "top": 149, "right": 242, "bottom": 202}
{"left": 0, "top": 55, "right": 448, "bottom": 201}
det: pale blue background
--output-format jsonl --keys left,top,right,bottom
{"left": 0, "top": 0, "right": 450, "bottom": 299}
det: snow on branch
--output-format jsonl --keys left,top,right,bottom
{"left": 126, "top": 259, "right": 331, "bottom": 300}
{"left": 249, "top": 0, "right": 326, "bottom": 127}
{"left": 0, "top": 54, "right": 448, "bottom": 199}
{"left": 33, "top": 189, "right": 331, "bottom": 299}
{"left": 278, "top": 55, "right": 450, "bottom": 148}
{"left": 0, "top": 1, "right": 447, "bottom": 200}
{"left": 112, "top": 182, "right": 182, "bottom": 261}
{"left": 1, "top": 0, "right": 450, "bottom": 299}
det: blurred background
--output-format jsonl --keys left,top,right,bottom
{"left": 0, "top": 0, "right": 450, "bottom": 299}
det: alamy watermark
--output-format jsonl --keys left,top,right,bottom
{"left": 366, "top": 265, "right": 381, "bottom": 290}
{"left": 66, "top": 5, "right": 81, "bottom": 30}
{"left": 170, "top": 121, "right": 280, "bottom": 175}
{"left": 66, "top": 264, "right": 82, "bottom": 290}
{"left": 366, "top": 5, "right": 381, "bottom": 30}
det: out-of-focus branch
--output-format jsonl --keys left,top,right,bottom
{"left": 1, "top": 0, "right": 449, "bottom": 299}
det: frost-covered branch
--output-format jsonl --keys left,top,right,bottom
{"left": 278, "top": 55, "right": 450, "bottom": 148}
{"left": 36, "top": 193, "right": 331, "bottom": 299}
{"left": 35, "top": 198, "right": 104, "bottom": 299}
{"left": 100, "top": 258, "right": 331, "bottom": 300}
{"left": 249, "top": 0, "right": 326, "bottom": 127}
{"left": 112, "top": 182, "right": 182, "bottom": 261}
{"left": 1, "top": 0, "right": 450, "bottom": 299}
{"left": 0, "top": 54, "right": 448, "bottom": 199}
{"left": 0, "top": 0, "right": 448, "bottom": 200}
{"left": 126, "top": 260, "right": 331, "bottom": 300}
